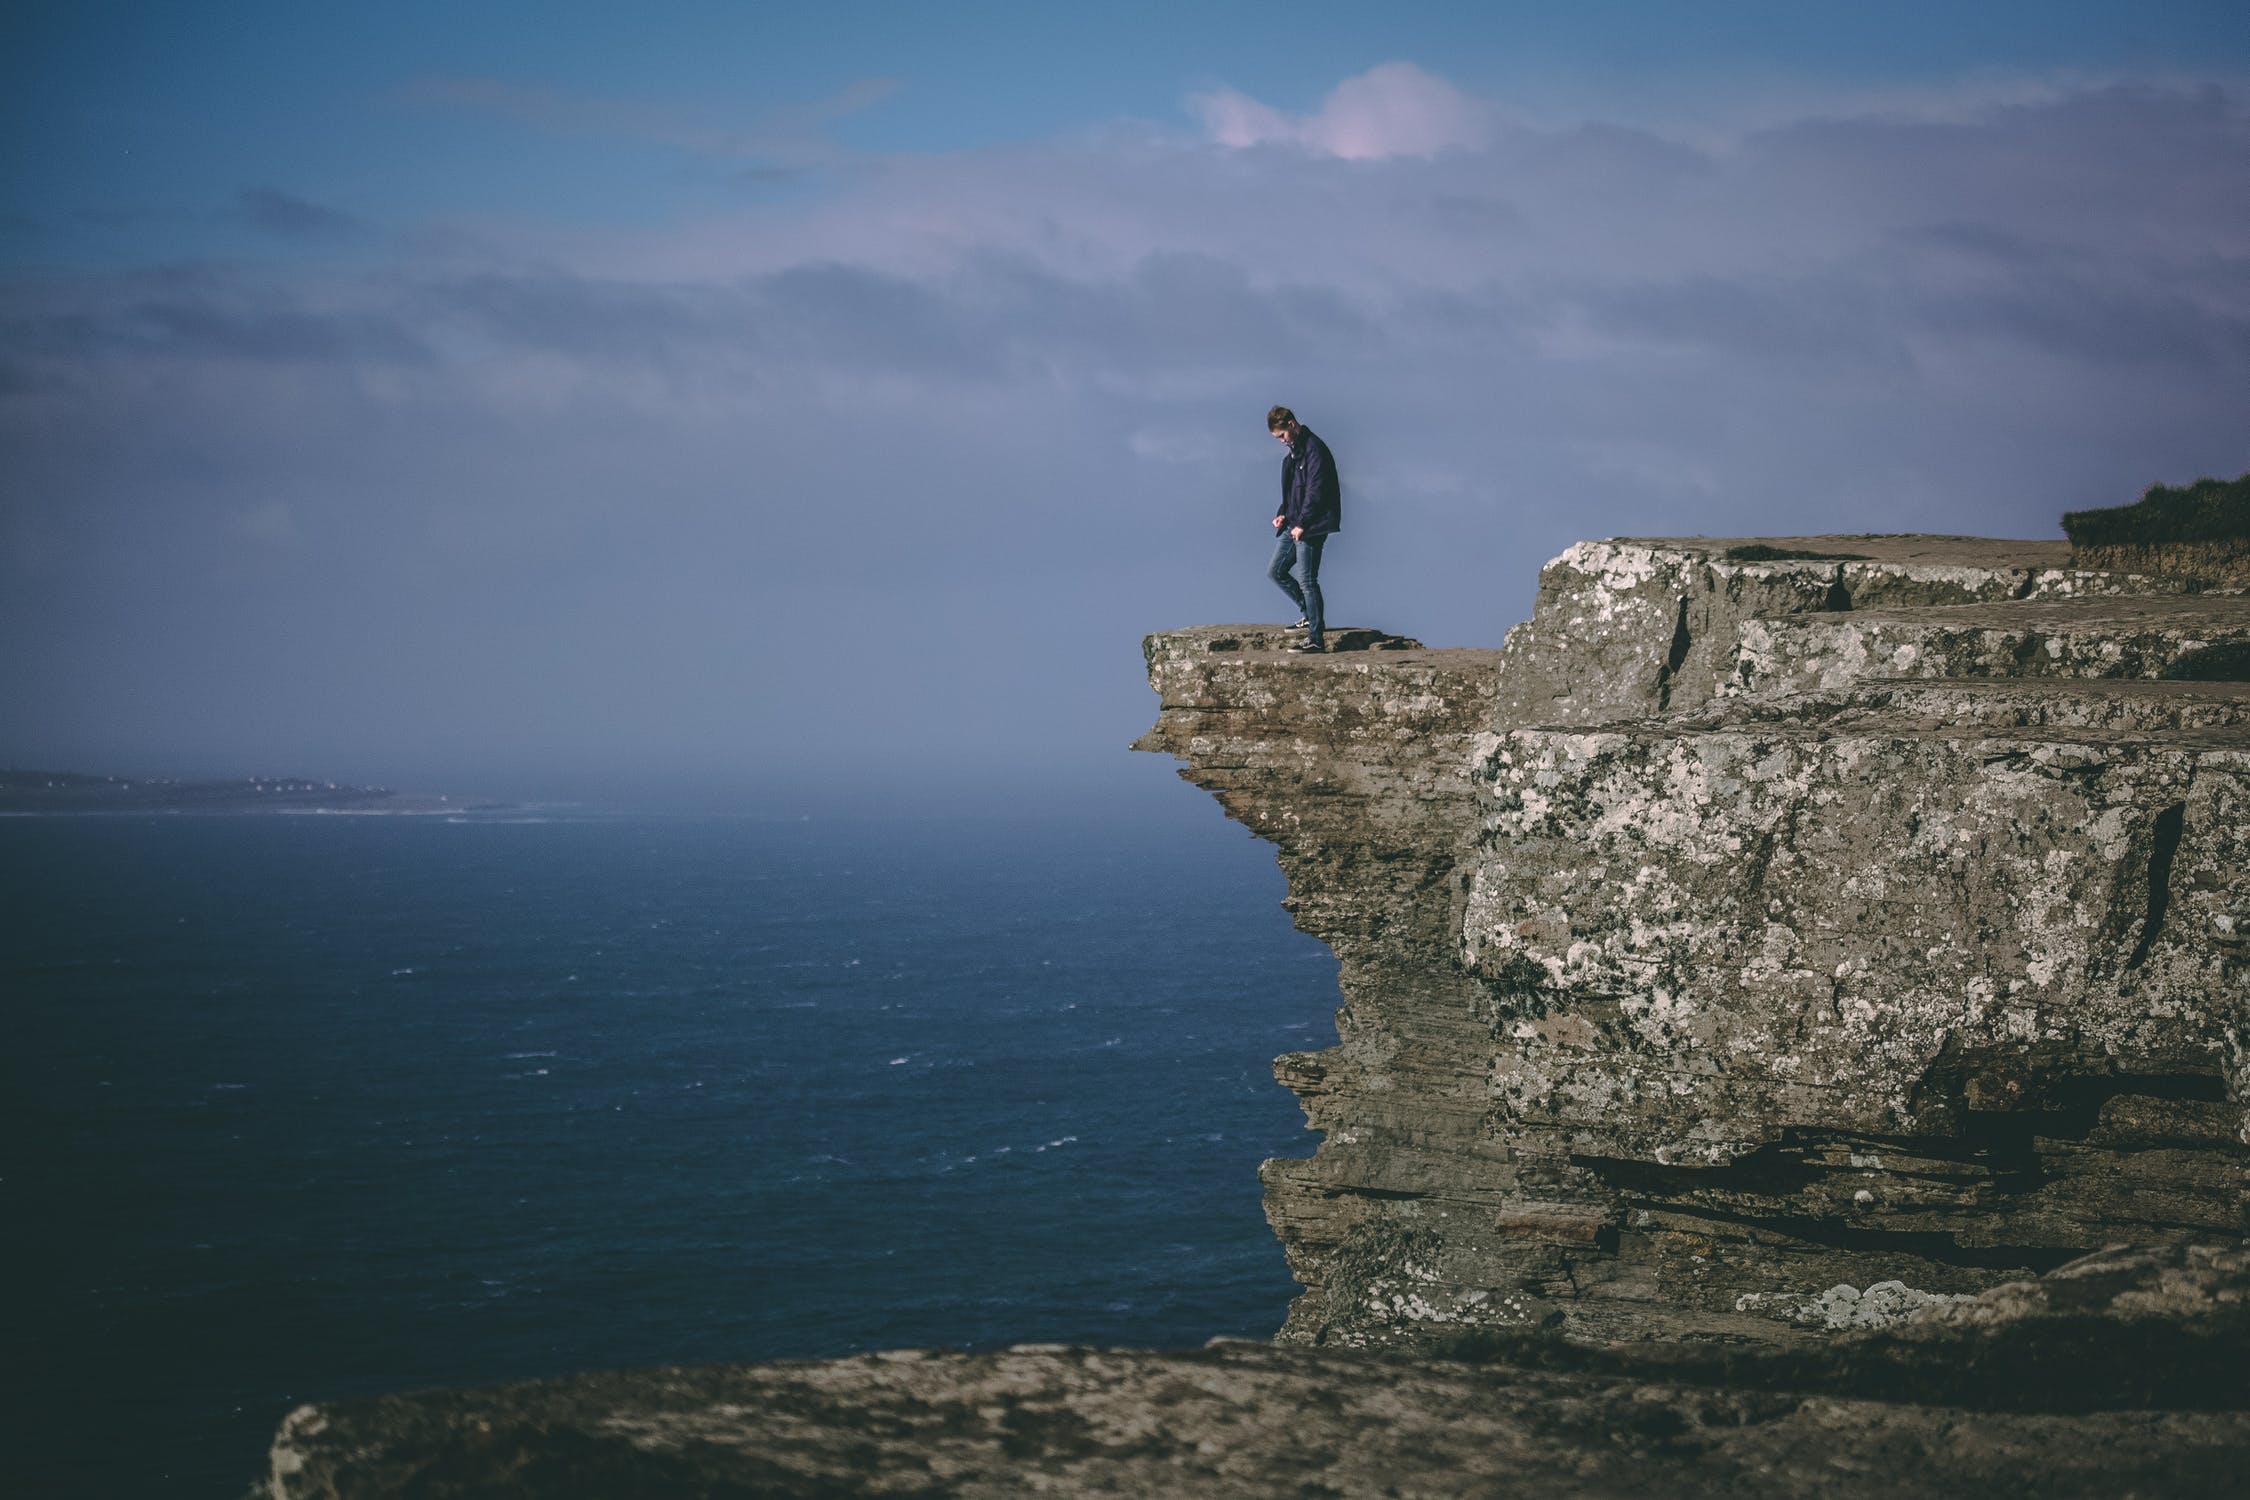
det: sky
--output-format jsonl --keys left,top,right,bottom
{"left": 3, "top": 2, "right": 2247, "bottom": 810}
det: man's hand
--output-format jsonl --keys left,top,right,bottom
{"left": 1290, "top": 526, "right": 1304, "bottom": 540}
{"left": 1273, "top": 515, "right": 1286, "bottom": 530}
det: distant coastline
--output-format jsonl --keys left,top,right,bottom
{"left": 0, "top": 769, "right": 505, "bottom": 816}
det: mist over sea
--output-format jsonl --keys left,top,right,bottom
{"left": 1, "top": 791, "right": 1339, "bottom": 1496}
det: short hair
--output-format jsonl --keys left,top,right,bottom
{"left": 1267, "top": 405, "right": 1298, "bottom": 432}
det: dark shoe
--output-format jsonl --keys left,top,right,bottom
{"left": 1290, "top": 616, "right": 1309, "bottom": 628}
{"left": 1287, "top": 641, "right": 1325, "bottom": 653}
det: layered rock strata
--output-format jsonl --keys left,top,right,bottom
{"left": 1137, "top": 536, "right": 2250, "bottom": 1349}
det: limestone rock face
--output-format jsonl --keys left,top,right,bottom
{"left": 1137, "top": 536, "right": 2250, "bottom": 1351}
{"left": 1487, "top": 535, "right": 2207, "bottom": 731}
{"left": 1730, "top": 596, "right": 2250, "bottom": 700}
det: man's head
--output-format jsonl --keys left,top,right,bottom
{"left": 1267, "top": 405, "right": 1299, "bottom": 443}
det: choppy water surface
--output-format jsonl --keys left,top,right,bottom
{"left": 1, "top": 804, "right": 1338, "bottom": 1495}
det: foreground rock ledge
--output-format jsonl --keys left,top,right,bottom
{"left": 263, "top": 1245, "right": 2250, "bottom": 1498}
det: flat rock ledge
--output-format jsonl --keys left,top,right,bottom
{"left": 262, "top": 1244, "right": 2250, "bottom": 1498}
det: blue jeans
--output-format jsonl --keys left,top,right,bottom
{"left": 1268, "top": 532, "right": 1325, "bottom": 647}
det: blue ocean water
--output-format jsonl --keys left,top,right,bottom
{"left": 0, "top": 801, "right": 1340, "bottom": 1496}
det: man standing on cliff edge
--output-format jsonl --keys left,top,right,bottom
{"left": 1267, "top": 405, "right": 1341, "bottom": 653}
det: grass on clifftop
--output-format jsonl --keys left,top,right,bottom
{"left": 2062, "top": 473, "right": 2250, "bottom": 548}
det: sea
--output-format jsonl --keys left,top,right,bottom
{"left": 0, "top": 791, "right": 1342, "bottom": 1496}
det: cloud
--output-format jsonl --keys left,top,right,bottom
{"left": 0, "top": 266, "right": 428, "bottom": 364}
{"left": 405, "top": 74, "right": 898, "bottom": 166}
{"left": 238, "top": 187, "right": 365, "bottom": 239}
{"left": 73, "top": 205, "right": 173, "bottom": 229}
{"left": 1190, "top": 62, "right": 1493, "bottom": 159}
{"left": 4, "top": 69, "right": 2247, "bottom": 788}
{"left": 231, "top": 499, "right": 300, "bottom": 544}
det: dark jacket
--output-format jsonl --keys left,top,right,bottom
{"left": 1280, "top": 427, "right": 1342, "bottom": 538}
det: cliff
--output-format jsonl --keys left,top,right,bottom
{"left": 257, "top": 533, "right": 2250, "bottom": 1495}
{"left": 1135, "top": 535, "right": 2250, "bottom": 1349}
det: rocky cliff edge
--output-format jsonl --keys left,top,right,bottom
{"left": 1134, "top": 534, "right": 2249, "bottom": 1351}
{"left": 258, "top": 533, "right": 2250, "bottom": 1496}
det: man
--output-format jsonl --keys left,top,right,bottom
{"left": 1266, "top": 405, "right": 1341, "bottom": 653}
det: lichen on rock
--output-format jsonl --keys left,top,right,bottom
{"left": 1138, "top": 535, "right": 2250, "bottom": 1352}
